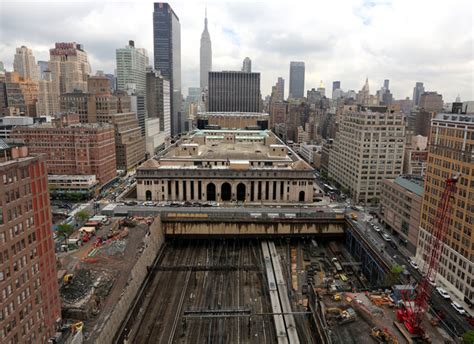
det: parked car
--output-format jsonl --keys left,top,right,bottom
{"left": 382, "top": 233, "right": 392, "bottom": 242}
{"left": 428, "top": 277, "right": 437, "bottom": 287}
{"left": 373, "top": 226, "right": 381, "bottom": 232}
{"left": 436, "top": 287, "right": 451, "bottom": 299}
{"left": 450, "top": 302, "right": 466, "bottom": 315}
{"left": 389, "top": 241, "right": 398, "bottom": 250}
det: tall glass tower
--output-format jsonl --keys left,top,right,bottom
{"left": 153, "top": 2, "right": 182, "bottom": 135}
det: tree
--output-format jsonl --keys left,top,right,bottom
{"left": 56, "top": 223, "right": 74, "bottom": 243}
{"left": 75, "top": 210, "right": 90, "bottom": 224}
{"left": 385, "top": 264, "right": 404, "bottom": 286}
{"left": 463, "top": 330, "right": 474, "bottom": 344}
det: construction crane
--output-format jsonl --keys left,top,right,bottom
{"left": 396, "top": 175, "right": 459, "bottom": 338}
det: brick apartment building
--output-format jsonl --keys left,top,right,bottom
{"left": 0, "top": 140, "right": 61, "bottom": 342}
{"left": 11, "top": 113, "right": 116, "bottom": 187}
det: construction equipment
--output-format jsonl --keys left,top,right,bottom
{"left": 396, "top": 175, "right": 458, "bottom": 338}
{"left": 63, "top": 274, "right": 73, "bottom": 284}
{"left": 370, "top": 327, "right": 399, "bottom": 344}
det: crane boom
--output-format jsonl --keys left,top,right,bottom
{"left": 397, "top": 175, "right": 458, "bottom": 337}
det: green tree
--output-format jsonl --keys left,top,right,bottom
{"left": 74, "top": 210, "right": 90, "bottom": 224}
{"left": 385, "top": 264, "right": 404, "bottom": 286}
{"left": 56, "top": 223, "right": 74, "bottom": 243}
{"left": 463, "top": 330, "right": 474, "bottom": 344}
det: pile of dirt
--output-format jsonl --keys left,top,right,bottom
{"left": 60, "top": 269, "right": 95, "bottom": 304}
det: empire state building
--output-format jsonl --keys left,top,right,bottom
{"left": 200, "top": 9, "right": 212, "bottom": 90}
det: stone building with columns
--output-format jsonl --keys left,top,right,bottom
{"left": 136, "top": 129, "right": 314, "bottom": 203}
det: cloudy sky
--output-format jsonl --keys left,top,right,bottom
{"left": 1, "top": 0, "right": 472, "bottom": 101}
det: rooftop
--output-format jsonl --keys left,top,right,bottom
{"left": 394, "top": 175, "right": 424, "bottom": 196}
{"left": 434, "top": 113, "right": 474, "bottom": 123}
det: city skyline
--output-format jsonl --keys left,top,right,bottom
{"left": 0, "top": 0, "right": 472, "bottom": 101}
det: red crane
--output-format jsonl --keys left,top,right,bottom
{"left": 396, "top": 175, "right": 459, "bottom": 337}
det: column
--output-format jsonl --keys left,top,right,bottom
{"left": 178, "top": 180, "right": 184, "bottom": 201}
{"left": 262, "top": 180, "right": 267, "bottom": 202}
{"left": 275, "top": 180, "right": 281, "bottom": 201}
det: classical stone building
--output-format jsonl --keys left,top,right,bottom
{"left": 136, "top": 130, "right": 314, "bottom": 203}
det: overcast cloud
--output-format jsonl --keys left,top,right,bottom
{"left": 0, "top": 0, "right": 472, "bottom": 101}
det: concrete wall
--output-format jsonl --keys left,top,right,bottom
{"left": 163, "top": 221, "right": 345, "bottom": 237}
{"left": 92, "top": 218, "right": 165, "bottom": 344}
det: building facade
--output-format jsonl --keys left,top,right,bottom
{"left": 153, "top": 2, "right": 183, "bottom": 136}
{"left": 116, "top": 40, "right": 149, "bottom": 96}
{"left": 208, "top": 71, "right": 261, "bottom": 113}
{"left": 146, "top": 69, "right": 171, "bottom": 137}
{"left": 49, "top": 42, "right": 91, "bottom": 94}
{"left": 328, "top": 110, "right": 405, "bottom": 204}
{"left": 13, "top": 46, "right": 39, "bottom": 82}
{"left": 416, "top": 113, "right": 473, "bottom": 304}
{"left": 199, "top": 11, "right": 212, "bottom": 90}
{"left": 0, "top": 116, "right": 34, "bottom": 139}
{"left": 289, "top": 62, "right": 305, "bottom": 99}
{"left": 11, "top": 114, "right": 117, "bottom": 186}
{"left": 4, "top": 72, "right": 38, "bottom": 117}
{"left": 380, "top": 175, "right": 424, "bottom": 254}
{"left": 36, "top": 70, "right": 60, "bottom": 116}
{"left": 419, "top": 91, "right": 443, "bottom": 112}
{"left": 196, "top": 112, "right": 269, "bottom": 130}
{"left": 0, "top": 141, "right": 61, "bottom": 342}
{"left": 242, "top": 57, "right": 252, "bottom": 73}
{"left": 136, "top": 130, "right": 314, "bottom": 203}
{"left": 412, "top": 82, "right": 425, "bottom": 107}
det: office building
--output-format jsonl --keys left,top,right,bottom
{"left": 48, "top": 42, "right": 91, "bottom": 94}
{"left": 208, "top": 71, "right": 261, "bottom": 112}
{"left": 146, "top": 69, "right": 171, "bottom": 137}
{"left": 36, "top": 70, "right": 60, "bottom": 116}
{"left": 276, "top": 77, "right": 285, "bottom": 101}
{"left": 0, "top": 116, "right": 34, "bottom": 139}
{"left": 289, "top": 61, "right": 305, "bottom": 99}
{"left": 99, "top": 112, "right": 146, "bottom": 170}
{"left": 153, "top": 2, "right": 182, "bottom": 136}
{"left": 403, "top": 135, "right": 428, "bottom": 176}
{"left": 196, "top": 112, "right": 269, "bottom": 130}
{"left": 412, "top": 82, "right": 425, "bottom": 107}
{"left": 0, "top": 140, "right": 61, "bottom": 342}
{"left": 11, "top": 114, "right": 117, "bottom": 186}
{"left": 200, "top": 10, "right": 212, "bottom": 90}
{"left": 129, "top": 93, "right": 147, "bottom": 136}
{"left": 0, "top": 75, "right": 7, "bottom": 116}
{"left": 417, "top": 113, "right": 473, "bottom": 303}
{"left": 419, "top": 91, "right": 443, "bottom": 112}
{"left": 242, "top": 57, "right": 252, "bottom": 73}
{"left": 105, "top": 73, "right": 116, "bottom": 93}
{"left": 116, "top": 40, "right": 149, "bottom": 96}
{"left": 144, "top": 117, "right": 167, "bottom": 156}
{"left": 136, "top": 129, "right": 314, "bottom": 203}
{"left": 380, "top": 175, "right": 424, "bottom": 254}
{"left": 13, "top": 46, "right": 39, "bottom": 81}
{"left": 328, "top": 109, "right": 405, "bottom": 204}
{"left": 37, "top": 61, "right": 49, "bottom": 79}
{"left": 4, "top": 72, "right": 38, "bottom": 117}
{"left": 332, "top": 81, "right": 341, "bottom": 99}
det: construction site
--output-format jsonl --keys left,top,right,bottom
{"left": 115, "top": 237, "right": 452, "bottom": 344}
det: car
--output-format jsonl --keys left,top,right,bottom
{"left": 382, "top": 233, "right": 392, "bottom": 242}
{"left": 125, "top": 201, "right": 137, "bottom": 206}
{"left": 450, "top": 302, "right": 466, "bottom": 315}
{"left": 409, "top": 259, "right": 419, "bottom": 270}
{"left": 389, "top": 241, "right": 398, "bottom": 249}
{"left": 428, "top": 277, "right": 437, "bottom": 287}
{"left": 436, "top": 287, "right": 451, "bottom": 299}
{"left": 373, "top": 226, "right": 381, "bottom": 232}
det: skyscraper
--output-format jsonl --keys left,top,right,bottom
{"left": 332, "top": 81, "right": 341, "bottom": 100}
{"left": 412, "top": 82, "right": 425, "bottom": 107}
{"left": 383, "top": 79, "right": 389, "bottom": 90}
{"left": 153, "top": 2, "right": 182, "bottom": 136}
{"left": 242, "top": 57, "right": 252, "bottom": 73}
{"left": 116, "top": 40, "right": 149, "bottom": 96}
{"left": 208, "top": 71, "right": 261, "bottom": 112}
{"left": 417, "top": 113, "right": 473, "bottom": 303}
{"left": 0, "top": 140, "right": 61, "bottom": 343}
{"left": 146, "top": 68, "right": 171, "bottom": 138}
{"left": 289, "top": 61, "right": 305, "bottom": 99}
{"left": 200, "top": 8, "right": 212, "bottom": 90}
{"left": 13, "top": 45, "right": 39, "bottom": 81}
{"left": 276, "top": 77, "right": 285, "bottom": 100}
{"left": 48, "top": 42, "right": 91, "bottom": 94}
